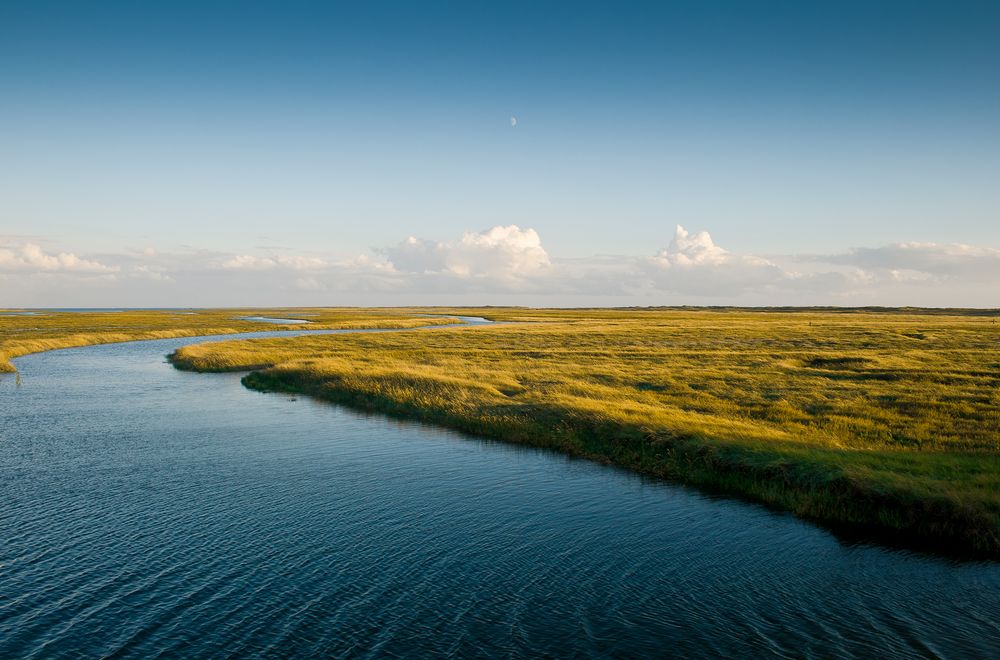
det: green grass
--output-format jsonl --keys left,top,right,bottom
{"left": 168, "top": 307, "right": 1000, "bottom": 555}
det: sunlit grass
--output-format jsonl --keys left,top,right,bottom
{"left": 0, "top": 308, "right": 457, "bottom": 372}
{"left": 170, "top": 307, "right": 1000, "bottom": 554}
{"left": 6, "top": 306, "right": 999, "bottom": 553}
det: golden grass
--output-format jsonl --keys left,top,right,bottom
{"left": 6, "top": 306, "right": 999, "bottom": 553}
{"left": 0, "top": 308, "right": 457, "bottom": 372}
{"left": 169, "top": 307, "right": 1000, "bottom": 555}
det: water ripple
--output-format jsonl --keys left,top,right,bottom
{"left": 1, "top": 332, "right": 999, "bottom": 657}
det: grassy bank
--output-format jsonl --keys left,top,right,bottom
{"left": 170, "top": 308, "right": 1000, "bottom": 555}
{"left": 0, "top": 308, "right": 457, "bottom": 372}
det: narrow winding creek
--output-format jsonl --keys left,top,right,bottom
{"left": 1, "top": 324, "right": 998, "bottom": 657}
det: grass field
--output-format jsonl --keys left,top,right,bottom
{"left": 167, "top": 307, "right": 1000, "bottom": 555}
{"left": 0, "top": 308, "right": 456, "bottom": 372}
{"left": 5, "top": 306, "right": 999, "bottom": 554}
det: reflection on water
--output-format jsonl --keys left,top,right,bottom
{"left": 1, "top": 330, "right": 998, "bottom": 657}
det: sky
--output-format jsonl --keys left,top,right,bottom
{"left": 2, "top": 0, "right": 998, "bottom": 307}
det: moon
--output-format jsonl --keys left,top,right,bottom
{"left": 510, "top": 116, "right": 517, "bottom": 128}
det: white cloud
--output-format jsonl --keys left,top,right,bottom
{"left": 643, "top": 225, "right": 786, "bottom": 297}
{"left": 821, "top": 242, "right": 1000, "bottom": 282}
{"left": 382, "top": 225, "right": 551, "bottom": 280}
{"left": 220, "top": 255, "right": 275, "bottom": 270}
{"left": 3, "top": 227, "right": 998, "bottom": 307}
{"left": 337, "top": 254, "right": 396, "bottom": 273}
{"left": 130, "top": 265, "right": 173, "bottom": 282}
{"left": 220, "top": 254, "right": 328, "bottom": 271}
{"left": 0, "top": 243, "right": 118, "bottom": 274}
{"left": 651, "top": 225, "right": 731, "bottom": 267}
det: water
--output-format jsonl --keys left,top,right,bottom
{"left": 237, "top": 316, "right": 313, "bottom": 324}
{"left": 1, "top": 329, "right": 999, "bottom": 658}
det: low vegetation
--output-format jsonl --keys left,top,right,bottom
{"left": 0, "top": 308, "right": 456, "bottom": 372}
{"left": 169, "top": 307, "right": 1000, "bottom": 555}
{"left": 6, "top": 306, "right": 999, "bottom": 554}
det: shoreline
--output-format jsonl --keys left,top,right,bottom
{"left": 0, "top": 314, "right": 462, "bottom": 373}
{"left": 163, "top": 359, "right": 1000, "bottom": 559}
{"left": 8, "top": 307, "right": 996, "bottom": 558}
{"left": 1, "top": 327, "right": 250, "bottom": 372}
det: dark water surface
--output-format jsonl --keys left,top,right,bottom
{"left": 1, "top": 327, "right": 999, "bottom": 658}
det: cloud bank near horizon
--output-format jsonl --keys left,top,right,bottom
{"left": 2, "top": 225, "right": 998, "bottom": 308}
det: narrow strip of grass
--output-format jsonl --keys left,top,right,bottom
{"left": 0, "top": 308, "right": 458, "bottom": 371}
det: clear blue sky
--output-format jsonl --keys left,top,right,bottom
{"left": 2, "top": 1, "right": 999, "bottom": 306}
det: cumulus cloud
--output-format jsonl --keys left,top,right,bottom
{"left": 642, "top": 225, "right": 786, "bottom": 297}
{"left": 3, "top": 226, "right": 998, "bottom": 307}
{"left": 382, "top": 225, "right": 551, "bottom": 280}
{"left": 0, "top": 243, "right": 118, "bottom": 274}
{"left": 651, "top": 225, "right": 730, "bottom": 267}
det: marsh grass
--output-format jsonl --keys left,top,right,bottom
{"left": 0, "top": 308, "right": 457, "bottom": 372}
{"left": 169, "top": 307, "right": 1000, "bottom": 555}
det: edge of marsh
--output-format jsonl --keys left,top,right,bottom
{"left": 9, "top": 307, "right": 996, "bottom": 558}
{"left": 0, "top": 314, "right": 462, "bottom": 372}
{"left": 168, "top": 352, "right": 1000, "bottom": 559}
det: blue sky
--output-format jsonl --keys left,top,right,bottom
{"left": 2, "top": 1, "right": 999, "bottom": 306}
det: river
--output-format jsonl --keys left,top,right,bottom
{"left": 1, "top": 324, "right": 998, "bottom": 657}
